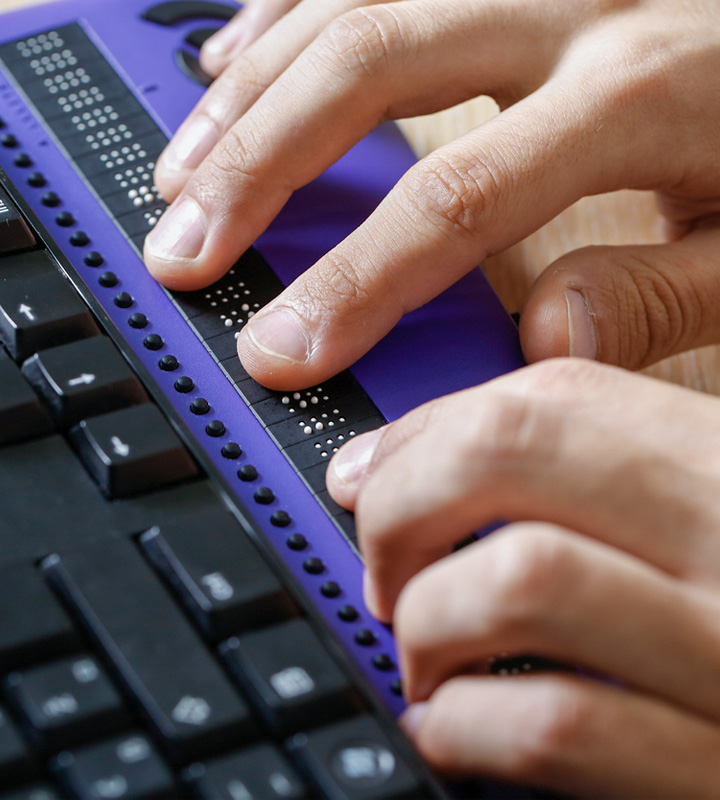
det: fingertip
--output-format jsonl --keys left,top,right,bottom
{"left": 199, "top": 17, "right": 249, "bottom": 76}
{"left": 326, "top": 428, "right": 386, "bottom": 509}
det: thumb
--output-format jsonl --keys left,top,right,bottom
{"left": 520, "top": 222, "right": 720, "bottom": 370}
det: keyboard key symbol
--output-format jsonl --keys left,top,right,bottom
{"left": 269, "top": 666, "right": 315, "bottom": 700}
{"left": 110, "top": 436, "right": 130, "bottom": 457}
{"left": 332, "top": 744, "right": 396, "bottom": 787}
{"left": 92, "top": 775, "right": 128, "bottom": 799}
{"left": 172, "top": 695, "right": 212, "bottom": 726}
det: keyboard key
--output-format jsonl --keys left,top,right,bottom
{"left": 0, "top": 183, "right": 35, "bottom": 254}
{"left": 0, "top": 360, "right": 53, "bottom": 445}
{"left": 139, "top": 510, "right": 296, "bottom": 641}
{"left": 0, "top": 253, "right": 99, "bottom": 361}
{"left": 184, "top": 742, "right": 308, "bottom": 800}
{"left": 43, "top": 538, "right": 256, "bottom": 761}
{"left": 53, "top": 732, "right": 176, "bottom": 800}
{"left": 70, "top": 404, "right": 197, "bottom": 498}
{"left": 22, "top": 337, "right": 147, "bottom": 428}
{"left": 0, "top": 706, "right": 34, "bottom": 785}
{"left": 221, "top": 619, "right": 362, "bottom": 735}
{"left": 0, "top": 562, "right": 80, "bottom": 674}
{"left": 4, "top": 655, "right": 129, "bottom": 752}
{"left": 0, "top": 785, "right": 62, "bottom": 800}
{"left": 288, "top": 716, "right": 427, "bottom": 800}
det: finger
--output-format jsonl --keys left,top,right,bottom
{"left": 200, "top": 0, "right": 303, "bottom": 78}
{"left": 393, "top": 523, "right": 720, "bottom": 721}
{"left": 330, "top": 361, "right": 720, "bottom": 619}
{"left": 402, "top": 674, "right": 720, "bottom": 799}
{"left": 145, "top": 1, "right": 610, "bottom": 310}
{"left": 520, "top": 220, "right": 720, "bottom": 369}
{"left": 154, "top": 0, "right": 372, "bottom": 202}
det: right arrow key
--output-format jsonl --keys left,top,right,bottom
{"left": 70, "top": 403, "right": 198, "bottom": 498}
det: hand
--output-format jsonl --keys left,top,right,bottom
{"left": 325, "top": 358, "right": 720, "bottom": 798}
{"left": 144, "top": 0, "right": 720, "bottom": 389}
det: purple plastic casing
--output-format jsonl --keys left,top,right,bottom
{"left": 0, "top": 0, "right": 525, "bottom": 721}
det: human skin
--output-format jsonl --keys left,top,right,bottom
{"left": 144, "top": 0, "right": 720, "bottom": 386}
{"left": 326, "top": 358, "right": 720, "bottom": 798}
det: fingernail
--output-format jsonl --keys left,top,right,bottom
{"left": 145, "top": 197, "right": 205, "bottom": 262}
{"left": 331, "top": 429, "right": 384, "bottom": 486}
{"left": 400, "top": 703, "right": 428, "bottom": 737}
{"left": 203, "top": 20, "right": 251, "bottom": 58}
{"left": 565, "top": 289, "right": 597, "bottom": 359}
{"left": 163, "top": 116, "right": 218, "bottom": 172}
{"left": 245, "top": 307, "right": 311, "bottom": 364}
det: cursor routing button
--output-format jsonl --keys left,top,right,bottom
{"left": 0, "top": 182, "right": 35, "bottom": 255}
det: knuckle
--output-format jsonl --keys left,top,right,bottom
{"left": 481, "top": 526, "right": 570, "bottom": 629}
{"left": 311, "top": 249, "right": 374, "bottom": 313}
{"left": 318, "top": 8, "right": 399, "bottom": 81}
{"left": 403, "top": 151, "right": 502, "bottom": 240}
{"left": 194, "top": 126, "right": 262, "bottom": 200}
{"left": 510, "top": 679, "right": 594, "bottom": 782}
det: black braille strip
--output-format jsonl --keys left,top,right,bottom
{"left": 1, "top": 134, "right": 18, "bottom": 147}
{"left": 271, "top": 510, "right": 291, "bottom": 528}
{"left": 205, "top": 419, "right": 225, "bottom": 437}
{"left": 143, "top": 333, "right": 164, "bottom": 351}
{"left": 41, "top": 191, "right": 60, "bottom": 207}
{"left": 338, "top": 605, "right": 358, "bottom": 622}
{"left": 190, "top": 397, "right": 210, "bottom": 415}
{"left": 13, "top": 153, "right": 31, "bottom": 167}
{"left": 237, "top": 464, "right": 257, "bottom": 481}
{"left": 355, "top": 629, "right": 376, "bottom": 646}
{"left": 158, "top": 354, "right": 179, "bottom": 371}
{"left": 254, "top": 487, "right": 274, "bottom": 505}
{"left": 128, "top": 313, "right": 148, "bottom": 329}
{"left": 84, "top": 252, "right": 104, "bottom": 267}
{"left": 221, "top": 442, "right": 242, "bottom": 459}
{"left": 55, "top": 211, "right": 75, "bottom": 226}
{"left": 70, "top": 231, "right": 90, "bottom": 246}
{"left": 114, "top": 292, "right": 134, "bottom": 309}
{"left": 321, "top": 581, "right": 341, "bottom": 598}
{"left": 303, "top": 557, "right": 324, "bottom": 575}
{"left": 174, "top": 375, "right": 194, "bottom": 393}
{"left": 28, "top": 172, "right": 46, "bottom": 188}
{"left": 373, "top": 654, "right": 394, "bottom": 671}
{"left": 287, "top": 533, "right": 308, "bottom": 551}
{"left": 98, "top": 272, "right": 118, "bottom": 288}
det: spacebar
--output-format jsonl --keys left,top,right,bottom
{"left": 42, "top": 537, "right": 256, "bottom": 762}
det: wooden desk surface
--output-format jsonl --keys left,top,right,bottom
{"left": 3, "top": 0, "right": 719, "bottom": 394}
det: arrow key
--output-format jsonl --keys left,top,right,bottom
{"left": 70, "top": 403, "right": 198, "bottom": 498}
{"left": 21, "top": 336, "right": 147, "bottom": 428}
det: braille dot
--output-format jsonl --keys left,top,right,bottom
{"left": 27, "top": 172, "right": 46, "bottom": 187}
{"left": 13, "top": 153, "right": 32, "bottom": 167}
{"left": 355, "top": 629, "right": 376, "bottom": 646}
{"left": 373, "top": 654, "right": 394, "bottom": 671}
{"left": 84, "top": 251, "right": 104, "bottom": 267}
{"left": 271, "top": 510, "right": 291, "bottom": 528}
{"left": 1, "top": 134, "right": 18, "bottom": 147}
{"left": 55, "top": 210, "right": 75, "bottom": 226}
{"left": 205, "top": 419, "right": 225, "bottom": 437}
{"left": 98, "top": 272, "right": 118, "bottom": 288}
{"left": 338, "top": 605, "right": 358, "bottom": 622}
{"left": 174, "top": 375, "right": 194, "bottom": 393}
{"left": 254, "top": 487, "right": 275, "bottom": 505}
{"left": 221, "top": 442, "right": 242, "bottom": 459}
{"left": 70, "top": 231, "right": 89, "bottom": 246}
{"left": 320, "top": 580, "right": 341, "bottom": 598}
{"left": 390, "top": 678, "right": 403, "bottom": 696}
{"left": 41, "top": 191, "right": 60, "bottom": 206}
{"left": 114, "top": 292, "right": 133, "bottom": 309}
{"left": 287, "top": 533, "right": 308, "bottom": 551}
{"left": 237, "top": 464, "right": 258, "bottom": 482}
{"left": 128, "top": 312, "right": 148, "bottom": 329}
{"left": 190, "top": 397, "right": 210, "bottom": 415}
{"left": 143, "top": 333, "right": 163, "bottom": 350}
{"left": 158, "top": 354, "right": 178, "bottom": 371}
{"left": 303, "top": 557, "right": 324, "bottom": 575}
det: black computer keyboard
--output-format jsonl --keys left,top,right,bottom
{"left": 0, "top": 169, "right": 445, "bottom": 799}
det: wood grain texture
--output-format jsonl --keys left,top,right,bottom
{"left": 3, "top": 0, "right": 718, "bottom": 393}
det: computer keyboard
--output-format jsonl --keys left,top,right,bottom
{"left": 0, "top": 1, "right": 529, "bottom": 797}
